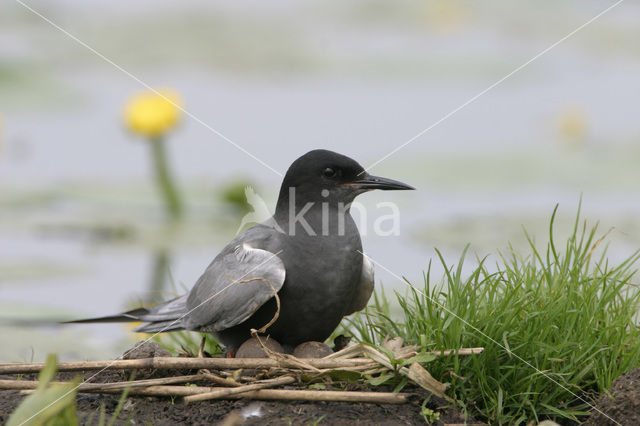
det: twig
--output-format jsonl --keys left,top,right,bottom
{"left": 199, "top": 372, "right": 242, "bottom": 387}
{"left": 0, "top": 357, "right": 372, "bottom": 374}
{"left": 327, "top": 344, "right": 484, "bottom": 359}
{"left": 5, "top": 380, "right": 409, "bottom": 403}
{"left": 184, "top": 375, "right": 296, "bottom": 403}
{"left": 314, "top": 363, "right": 378, "bottom": 374}
{"left": 96, "top": 374, "right": 206, "bottom": 390}
{"left": 0, "top": 375, "right": 203, "bottom": 392}
{"left": 325, "top": 344, "right": 364, "bottom": 359}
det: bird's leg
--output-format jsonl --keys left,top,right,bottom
{"left": 198, "top": 336, "right": 206, "bottom": 358}
{"left": 196, "top": 336, "right": 215, "bottom": 376}
{"left": 225, "top": 350, "right": 236, "bottom": 358}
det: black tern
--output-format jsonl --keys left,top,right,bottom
{"left": 69, "top": 149, "right": 414, "bottom": 356}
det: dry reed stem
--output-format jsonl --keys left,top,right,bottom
{"left": 0, "top": 375, "right": 202, "bottom": 392}
{"left": 4, "top": 380, "right": 408, "bottom": 403}
{"left": 184, "top": 375, "right": 296, "bottom": 403}
{"left": 326, "top": 344, "right": 484, "bottom": 359}
{"left": 199, "top": 372, "right": 242, "bottom": 387}
{"left": 0, "top": 357, "right": 371, "bottom": 374}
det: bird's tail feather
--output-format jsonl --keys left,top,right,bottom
{"left": 62, "top": 307, "right": 151, "bottom": 324}
{"left": 63, "top": 295, "right": 189, "bottom": 333}
{"left": 134, "top": 320, "right": 185, "bottom": 333}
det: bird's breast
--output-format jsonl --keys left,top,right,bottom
{"left": 279, "top": 232, "right": 362, "bottom": 310}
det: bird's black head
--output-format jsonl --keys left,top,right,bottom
{"left": 275, "top": 149, "right": 414, "bottom": 212}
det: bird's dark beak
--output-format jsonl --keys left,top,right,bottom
{"left": 343, "top": 173, "right": 415, "bottom": 191}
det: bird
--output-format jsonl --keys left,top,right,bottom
{"left": 68, "top": 149, "right": 414, "bottom": 356}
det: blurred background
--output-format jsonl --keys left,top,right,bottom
{"left": 1, "top": 0, "right": 640, "bottom": 361}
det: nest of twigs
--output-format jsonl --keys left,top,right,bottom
{"left": 0, "top": 338, "right": 482, "bottom": 406}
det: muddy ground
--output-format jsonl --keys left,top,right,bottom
{"left": 583, "top": 367, "right": 640, "bottom": 426}
{"left": 1, "top": 341, "right": 480, "bottom": 424}
{"left": 3, "top": 362, "right": 639, "bottom": 424}
{"left": 0, "top": 368, "right": 475, "bottom": 425}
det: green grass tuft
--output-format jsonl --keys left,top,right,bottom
{"left": 347, "top": 206, "right": 640, "bottom": 424}
{"left": 152, "top": 330, "right": 224, "bottom": 357}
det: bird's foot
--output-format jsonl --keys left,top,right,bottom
{"left": 225, "top": 350, "right": 236, "bottom": 358}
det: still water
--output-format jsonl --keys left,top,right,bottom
{"left": 1, "top": 0, "right": 640, "bottom": 361}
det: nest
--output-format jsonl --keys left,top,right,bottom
{"left": 0, "top": 339, "right": 483, "bottom": 405}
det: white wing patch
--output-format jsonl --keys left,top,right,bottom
{"left": 361, "top": 255, "right": 375, "bottom": 291}
{"left": 347, "top": 253, "right": 375, "bottom": 315}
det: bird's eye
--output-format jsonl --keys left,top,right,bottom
{"left": 323, "top": 167, "right": 337, "bottom": 178}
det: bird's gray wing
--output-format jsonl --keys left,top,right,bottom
{"left": 184, "top": 243, "right": 286, "bottom": 332}
{"left": 346, "top": 254, "right": 375, "bottom": 315}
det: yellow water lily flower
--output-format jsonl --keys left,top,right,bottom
{"left": 124, "top": 90, "right": 182, "bottom": 138}
{"left": 557, "top": 107, "right": 587, "bottom": 147}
